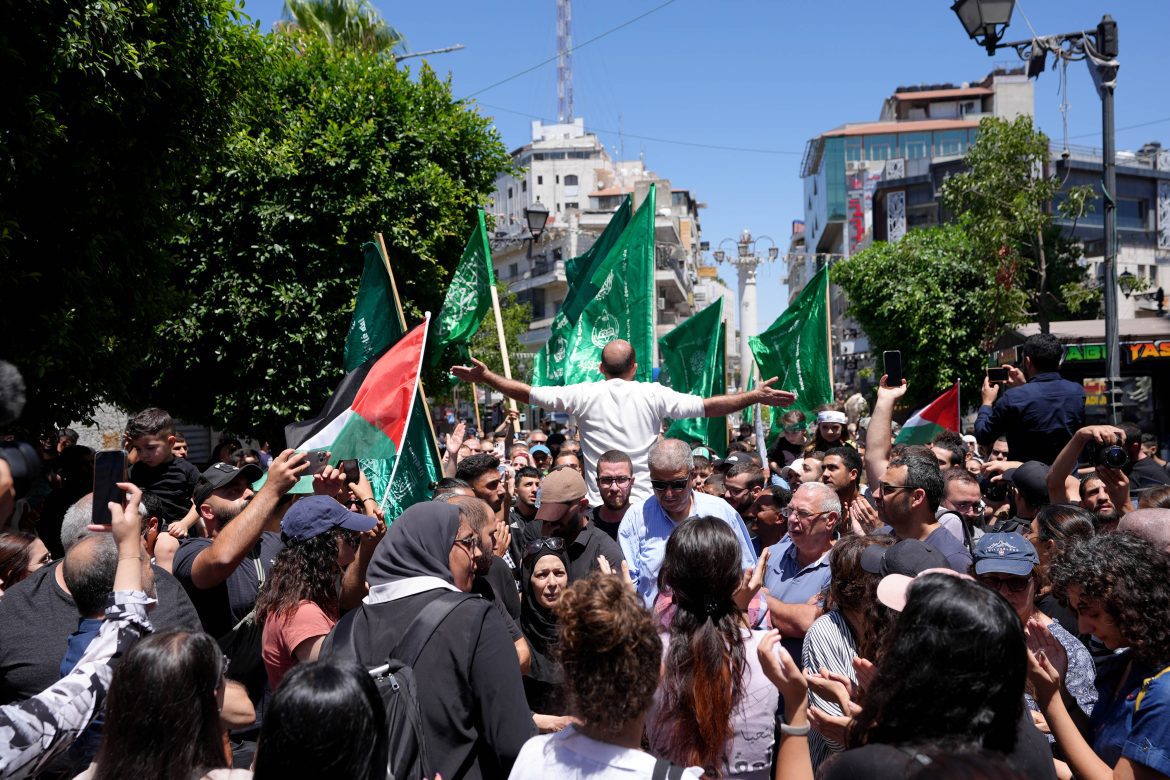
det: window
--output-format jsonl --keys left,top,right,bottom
{"left": 565, "top": 202, "right": 578, "bottom": 210}
{"left": 555, "top": 175, "right": 560, "bottom": 184}
{"left": 537, "top": 175, "right": 543, "bottom": 185}
{"left": 564, "top": 174, "right": 578, "bottom": 186}
{"left": 521, "top": 180, "right": 527, "bottom": 192}
{"left": 509, "top": 263, "right": 519, "bottom": 279}
{"left": 936, "top": 130, "right": 966, "bottom": 157}
{"left": 507, "top": 187, "right": 513, "bottom": 199}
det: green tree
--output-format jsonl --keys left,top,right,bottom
{"left": 0, "top": 0, "right": 251, "bottom": 435}
{"left": 941, "top": 115, "right": 1096, "bottom": 332}
{"left": 831, "top": 225, "right": 1019, "bottom": 405}
{"left": 142, "top": 32, "right": 511, "bottom": 442}
{"left": 279, "top": 0, "right": 405, "bottom": 54}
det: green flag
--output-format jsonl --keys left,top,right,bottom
{"left": 749, "top": 264, "right": 833, "bottom": 422}
{"left": 554, "top": 185, "right": 657, "bottom": 385}
{"left": 430, "top": 209, "right": 494, "bottom": 367}
{"left": 660, "top": 298, "right": 727, "bottom": 455}
{"left": 532, "top": 195, "right": 633, "bottom": 386}
{"left": 345, "top": 241, "right": 442, "bottom": 520}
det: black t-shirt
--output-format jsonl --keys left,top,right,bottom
{"left": 0, "top": 561, "right": 200, "bottom": 703}
{"left": 589, "top": 506, "right": 622, "bottom": 541}
{"left": 322, "top": 589, "right": 536, "bottom": 780}
{"left": 171, "top": 532, "right": 283, "bottom": 639}
{"left": 767, "top": 438, "right": 804, "bottom": 469}
{"left": 129, "top": 456, "right": 202, "bottom": 523}
{"left": 474, "top": 556, "right": 522, "bottom": 626}
{"left": 1129, "top": 457, "right": 1170, "bottom": 493}
{"left": 820, "top": 709, "right": 1056, "bottom": 780}
{"left": 564, "top": 522, "right": 625, "bottom": 582}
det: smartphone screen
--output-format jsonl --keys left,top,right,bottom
{"left": 93, "top": 449, "right": 128, "bottom": 525}
{"left": 883, "top": 351, "right": 903, "bottom": 386}
{"left": 987, "top": 367, "right": 1010, "bottom": 384}
{"left": 339, "top": 459, "right": 361, "bottom": 484}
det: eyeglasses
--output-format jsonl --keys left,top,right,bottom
{"left": 453, "top": 533, "right": 480, "bottom": 552}
{"left": 948, "top": 500, "right": 983, "bottom": 513}
{"left": 878, "top": 482, "right": 915, "bottom": 495}
{"left": 650, "top": 478, "right": 690, "bottom": 493}
{"left": 525, "top": 537, "right": 565, "bottom": 557}
{"left": 598, "top": 476, "right": 632, "bottom": 487}
{"left": 978, "top": 575, "right": 1032, "bottom": 593}
{"left": 780, "top": 508, "right": 831, "bottom": 523}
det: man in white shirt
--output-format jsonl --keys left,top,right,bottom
{"left": 451, "top": 339, "right": 795, "bottom": 505}
{"left": 618, "top": 438, "right": 757, "bottom": 607}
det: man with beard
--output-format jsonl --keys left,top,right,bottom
{"left": 536, "top": 467, "right": 623, "bottom": 582}
{"left": 172, "top": 453, "right": 305, "bottom": 639}
{"left": 592, "top": 450, "right": 635, "bottom": 541}
{"left": 940, "top": 468, "right": 987, "bottom": 551}
{"left": 724, "top": 462, "right": 767, "bottom": 553}
{"left": 1078, "top": 475, "right": 1121, "bottom": 531}
{"left": 873, "top": 453, "right": 972, "bottom": 571}
{"left": 1046, "top": 425, "right": 1131, "bottom": 531}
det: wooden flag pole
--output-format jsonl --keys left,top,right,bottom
{"left": 376, "top": 233, "right": 442, "bottom": 460}
{"left": 824, "top": 267, "right": 835, "bottom": 400}
{"left": 488, "top": 284, "right": 521, "bottom": 433}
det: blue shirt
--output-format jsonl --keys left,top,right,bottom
{"left": 619, "top": 491, "right": 757, "bottom": 607}
{"left": 761, "top": 536, "right": 832, "bottom": 658}
{"left": 1091, "top": 651, "right": 1170, "bottom": 776}
{"left": 974, "top": 372, "right": 1085, "bottom": 465}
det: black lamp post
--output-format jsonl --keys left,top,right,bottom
{"left": 952, "top": 1, "right": 1121, "bottom": 422}
{"left": 524, "top": 201, "right": 549, "bottom": 241}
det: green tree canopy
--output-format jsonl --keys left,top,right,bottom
{"left": 279, "top": 0, "right": 406, "bottom": 54}
{"left": 139, "top": 31, "right": 510, "bottom": 442}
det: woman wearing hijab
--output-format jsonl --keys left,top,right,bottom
{"left": 322, "top": 501, "right": 536, "bottom": 780}
{"left": 520, "top": 539, "right": 570, "bottom": 715}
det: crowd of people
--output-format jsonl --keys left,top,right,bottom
{"left": 0, "top": 332, "right": 1168, "bottom": 779}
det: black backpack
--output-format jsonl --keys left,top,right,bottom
{"left": 330, "top": 590, "right": 473, "bottom": 780}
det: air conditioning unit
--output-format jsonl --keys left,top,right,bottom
{"left": 657, "top": 297, "right": 666, "bottom": 311}
{"left": 694, "top": 291, "right": 707, "bottom": 302}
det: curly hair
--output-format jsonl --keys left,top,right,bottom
{"left": 823, "top": 534, "right": 896, "bottom": 661}
{"left": 1047, "top": 532, "right": 1170, "bottom": 667}
{"left": 254, "top": 531, "right": 347, "bottom": 624}
{"left": 554, "top": 573, "right": 661, "bottom": 737}
{"left": 847, "top": 574, "right": 1025, "bottom": 756}
{"left": 656, "top": 516, "right": 746, "bottom": 775}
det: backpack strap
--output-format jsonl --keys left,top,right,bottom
{"left": 652, "top": 757, "right": 685, "bottom": 780}
{"left": 390, "top": 590, "right": 474, "bottom": 666}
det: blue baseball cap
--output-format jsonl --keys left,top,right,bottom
{"left": 973, "top": 532, "right": 1038, "bottom": 577}
{"left": 529, "top": 444, "right": 552, "bottom": 457}
{"left": 280, "top": 495, "right": 377, "bottom": 544}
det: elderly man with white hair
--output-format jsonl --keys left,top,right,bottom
{"left": 618, "top": 438, "right": 756, "bottom": 607}
{"left": 1118, "top": 508, "right": 1170, "bottom": 553}
{"left": 760, "top": 481, "right": 840, "bottom": 660}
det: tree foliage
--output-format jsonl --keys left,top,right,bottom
{"left": 832, "top": 225, "right": 1017, "bottom": 405}
{"left": 140, "top": 31, "right": 511, "bottom": 442}
{"left": 0, "top": 0, "right": 250, "bottom": 435}
{"left": 279, "top": 0, "right": 406, "bottom": 54}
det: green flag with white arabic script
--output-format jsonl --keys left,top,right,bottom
{"left": 532, "top": 195, "right": 633, "bottom": 386}
{"left": 554, "top": 185, "right": 657, "bottom": 385}
{"left": 660, "top": 298, "right": 727, "bottom": 456}
{"left": 429, "top": 209, "right": 494, "bottom": 368}
{"left": 749, "top": 263, "right": 833, "bottom": 422}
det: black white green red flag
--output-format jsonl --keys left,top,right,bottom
{"left": 894, "top": 383, "right": 961, "bottom": 445}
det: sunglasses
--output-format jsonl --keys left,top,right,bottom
{"left": 525, "top": 537, "right": 566, "bottom": 557}
{"left": 650, "top": 478, "right": 690, "bottom": 493}
{"left": 978, "top": 575, "right": 1032, "bottom": 594}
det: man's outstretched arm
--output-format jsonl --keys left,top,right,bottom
{"left": 451, "top": 357, "right": 532, "bottom": 405}
{"left": 703, "top": 376, "right": 796, "bottom": 418}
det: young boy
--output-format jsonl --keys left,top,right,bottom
{"left": 126, "top": 408, "right": 202, "bottom": 569}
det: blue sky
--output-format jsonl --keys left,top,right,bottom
{"left": 241, "top": 0, "right": 1170, "bottom": 330}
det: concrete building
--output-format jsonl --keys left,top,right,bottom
{"left": 792, "top": 69, "right": 1035, "bottom": 394}
{"left": 488, "top": 118, "right": 704, "bottom": 364}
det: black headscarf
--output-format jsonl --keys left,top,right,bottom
{"left": 520, "top": 546, "right": 570, "bottom": 685}
{"left": 366, "top": 502, "right": 462, "bottom": 587}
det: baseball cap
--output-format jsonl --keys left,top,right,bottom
{"left": 860, "top": 538, "right": 949, "bottom": 577}
{"left": 280, "top": 495, "right": 376, "bottom": 544}
{"left": 782, "top": 458, "right": 805, "bottom": 479}
{"left": 972, "top": 532, "right": 1038, "bottom": 577}
{"left": 691, "top": 445, "right": 714, "bottom": 460}
{"left": 877, "top": 568, "right": 974, "bottom": 612}
{"left": 535, "top": 467, "right": 587, "bottom": 523}
{"left": 1006, "top": 460, "right": 1050, "bottom": 507}
{"left": 529, "top": 444, "right": 552, "bottom": 458}
{"left": 716, "top": 451, "right": 755, "bottom": 472}
{"left": 193, "top": 462, "right": 263, "bottom": 506}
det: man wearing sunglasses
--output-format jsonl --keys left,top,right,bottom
{"left": 534, "top": 467, "right": 624, "bottom": 582}
{"left": 618, "top": 439, "right": 756, "bottom": 607}
{"left": 872, "top": 453, "right": 972, "bottom": 572}
{"left": 451, "top": 339, "right": 796, "bottom": 508}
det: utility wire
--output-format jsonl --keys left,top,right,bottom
{"left": 478, "top": 101, "right": 801, "bottom": 156}
{"left": 1069, "top": 116, "right": 1170, "bottom": 140}
{"left": 465, "top": 0, "right": 682, "bottom": 98}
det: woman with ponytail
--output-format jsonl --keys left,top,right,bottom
{"left": 646, "top": 516, "right": 778, "bottom": 779}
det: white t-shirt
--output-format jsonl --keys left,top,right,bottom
{"left": 509, "top": 726, "right": 702, "bottom": 780}
{"left": 528, "top": 379, "right": 705, "bottom": 505}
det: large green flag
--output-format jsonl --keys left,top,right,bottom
{"left": 345, "top": 241, "right": 442, "bottom": 519}
{"left": 552, "top": 185, "right": 657, "bottom": 385}
{"left": 429, "top": 209, "right": 494, "bottom": 367}
{"left": 749, "top": 264, "right": 833, "bottom": 422}
{"left": 532, "top": 195, "right": 633, "bottom": 386}
{"left": 660, "top": 298, "right": 727, "bottom": 455}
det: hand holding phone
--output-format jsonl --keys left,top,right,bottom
{"left": 987, "top": 367, "right": 1010, "bottom": 385}
{"left": 302, "top": 450, "right": 331, "bottom": 476}
{"left": 93, "top": 449, "right": 128, "bottom": 525}
{"left": 883, "top": 351, "right": 903, "bottom": 387}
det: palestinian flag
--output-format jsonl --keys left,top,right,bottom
{"left": 894, "top": 383, "right": 960, "bottom": 445}
{"left": 285, "top": 317, "right": 429, "bottom": 463}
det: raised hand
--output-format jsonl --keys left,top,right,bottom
{"left": 734, "top": 547, "right": 770, "bottom": 611}
{"left": 757, "top": 629, "right": 808, "bottom": 701}
{"left": 597, "top": 556, "right": 636, "bottom": 593}
{"left": 267, "top": 449, "right": 310, "bottom": 495}
{"left": 450, "top": 357, "right": 490, "bottom": 384}
{"left": 876, "top": 374, "right": 908, "bottom": 400}
{"left": 756, "top": 377, "right": 797, "bottom": 407}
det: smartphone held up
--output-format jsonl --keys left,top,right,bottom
{"left": 92, "top": 449, "right": 128, "bottom": 525}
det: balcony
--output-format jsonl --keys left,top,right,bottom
{"left": 505, "top": 258, "right": 568, "bottom": 294}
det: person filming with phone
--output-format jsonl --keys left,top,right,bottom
{"left": 975, "top": 333, "right": 1085, "bottom": 465}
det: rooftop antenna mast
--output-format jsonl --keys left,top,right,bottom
{"left": 556, "top": 0, "right": 573, "bottom": 123}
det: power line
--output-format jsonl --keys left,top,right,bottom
{"left": 1069, "top": 116, "right": 1170, "bottom": 140}
{"left": 478, "top": 101, "right": 802, "bottom": 156}
{"left": 465, "top": 0, "right": 683, "bottom": 98}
